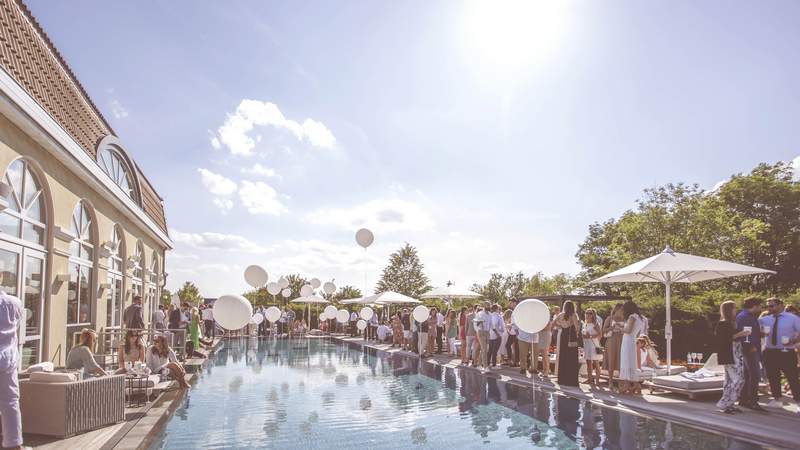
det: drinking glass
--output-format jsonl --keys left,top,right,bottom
{"left": 698, "top": 353, "right": 703, "bottom": 363}
{"left": 743, "top": 326, "right": 752, "bottom": 343}
{"left": 782, "top": 336, "right": 790, "bottom": 351}
{"left": 686, "top": 353, "right": 691, "bottom": 364}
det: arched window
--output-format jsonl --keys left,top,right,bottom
{"left": 67, "top": 201, "right": 94, "bottom": 352}
{"left": 98, "top": 147, "right": 136, "bottom": 201}
{"left": 1, "top": 158, "right": 46, "bottom": 246}
{"left": 147, "top": 252, "right": 159, "bottom": 326}
{"left": 132, "top": 241, "right": 144, "bottom": 280}
{"left": 108, "top": 225, "right": 125, "bottom": 273}
{"left": 0, "top": 158, "right": 48, "bottom": 369}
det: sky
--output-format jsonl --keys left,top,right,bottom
{"left": 28, "top": 1, "right": 800, "bottom": 297}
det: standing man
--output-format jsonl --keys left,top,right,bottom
{"left": 286, "top": 307, "right": 296, "bottom": 333}
{"left": 349, "top": 310, "right": 358, "bottom": 337}
{"left": 759, "top": 297, "right": 800, "bottom": 411}
{"left": 152, "top": 304, "right": 166, "bottom": 330}
{"left": 736, "top": 297, "right": 764, "bottom": 411}
{"left": 514, "top": 321, "right": 536, "bottom": 376}
{"left": 487, "top": 304, "right": 503, "bottom": 368}
{"left": 369, "top": 311, "right": 379, "bottom": 340}
{"left": 168, "top": 303, "right": 181, "bottom": 330}
{"left": 436, "top": 309, "right": 445, "bottom": 353}
{"left": 417, "top": 313, "right": 429, "bottom": 357}
{"left": 123, "top": 295, "right": 145, "bottom": 330}
{"left": 401, "top": 308, "right": 411, "bottom": 350}
{"left": 474, "top": 303, "right": 491, "bottom": 369}
{"left": 464, "top": 305, "right": 477, "bottom": 365}
{"left": 202, "top": 303, "right": 215, "bottom": 338}
{"left": 278, "top": 308, "right": 288, "bottom": 335}
{"left": 0, "top": 292, "right": 26, "bottom": 450}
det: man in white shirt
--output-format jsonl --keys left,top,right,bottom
{"left": 350, "top": 311, "right": 359, "bottom": 337}
{"left": 474, "top": 303, "right": 491, "bottom": 368}
{"left": 487, "top": 304, "right": 504, "bottom": 368}
{"left": 201, "top": 305, "right": 214, "bottom": 338}
{"left": 436, "top": 310, "right": 445, "bottom": 353}
{"left": 377, "top": 322, "right": 392, "bottom": 343}
{"left": 152, "top": 305, "right": 166, "bottom": 330}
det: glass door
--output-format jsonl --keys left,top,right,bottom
{"left": 21, "top": 251, "right": 45, "bottom": 369}
{"left": 0, "top": 242, "right": 45, "bottom": 369}
{"left": 106, "top": 275, "right": 123, "bottom": 329}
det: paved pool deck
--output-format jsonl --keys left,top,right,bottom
{"left": 332, "top": 335, "right": 800, "bottom": 450}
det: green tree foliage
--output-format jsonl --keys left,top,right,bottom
{"left": 574, "top": 160, "right": 800, "bottom": 358}
{"left": 176, "top": 281, "right": 202, "bottom": 305}
{"left": 329, "top": 285, "right": 362, "bottom": 302}
{"left": 375, "top": 243, "right": 431, "bottom": 298}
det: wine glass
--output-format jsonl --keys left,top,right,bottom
{"left": 691, "top": 353, "right": 698, "bottom": 364}
{"left": 698, "top": 353, "right": 704, "bottom": 363}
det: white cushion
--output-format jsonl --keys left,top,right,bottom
{"left": 24, "top": 362, "right": 54, "bottom": 374}
{"left": 29, "top": 372, "right": 77, "bottom": 383}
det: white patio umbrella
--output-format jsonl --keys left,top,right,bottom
{"left": 339, "top": 297, "right": 371, "bottom": 305}
{"left": 590, "top": 245, "right": 775, "bottom": 370}
{"left": 363, "top": 291, "right": 420, "bottom": 320}
{"left": 291, "top": 295, "right": 330, "bottom": 325}
{"left": 420, "top": 284, "right": 481, "bottom": 302}
{"left": 364, "top": 291, "right": 421, "bottom": 305}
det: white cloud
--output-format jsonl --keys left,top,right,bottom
{"left": 241, "top": 163, "right": 278, "bottom": 178}
{"left": 791, "top": 155, "right": 799, "bottom": 181}
{"left": 109, "top": 99, "right": 128, "bottom": 119}
{"left": 170, "top": 228, "right": 272, "bottom": 253}
{"left": 213, "top": 99, "right": 336, "bottom": 156}
{"left": 210, "top": 136, "right": 221, "bottom": 150}
{"left": 307, "top": 198, "right": 434, "bottom": 233}
{"left": 238, "top": 180, "right": 288, "bottom": 216}
{"left": 198, "top": 168, "right": 237, "bottom": 213}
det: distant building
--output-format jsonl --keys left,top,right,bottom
{"left": 0, "top": 0, "right": 172, "bottom": 367}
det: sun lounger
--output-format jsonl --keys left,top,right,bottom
{"left": 647, "top": 353, "right": 724, "bottom": 398}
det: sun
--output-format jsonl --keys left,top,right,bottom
{"left": 461, "top": 0, "right": 571, "bottom": 76}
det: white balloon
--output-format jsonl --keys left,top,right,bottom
{"left": 360, "top": 306, "right": 374, "bottom": 321}
{"left": 170, "top": 293, "right": 180, "bottom": 306}
{"left": 249, "top": 316, "right": 257, "bottom": 325}
{"left": 310, "top": 278, "right": 321, "bottom": 289}
{"left": 324, "top": 305, "right": 338, "bottom": 320}
{"left": 355, "top": 228, "right": 374, "bottom": 248}
{"left": 323, "top": 281, "right": 336, "bottom": 295}
{"left": 412, "top": 305, "right": 430, "bottom": 323}
{"left": 252, "top": 312, "right": 265, "bottom": 325}
{"left": 265, "top": 306, "right": 282, "bottom": 323}
{"left": 266, "top": 282, "right": 281, "bottom": 296}
{"left": 244, "top": 265, "right": 268, "bottom": 288}
{"left": 300, "top": 284, "right": 314, "bottom": 297}
{"left": 214, "top": 295, "right": 253, "bottom": 330}
{"left": 278, "top": 277, "right": 289, "bottom": 289}
{"left": 512, "top": 299, "right": 551, "bottom": 334}
{"left": 281, "top": 288, "right": 292, "bottom": 298}
{"left": 356, "top": 319, "right": 367, "bottom": 331}
{"left": 318, "top": 313, "right": 325, "bottom": 322}
{"left": 336, "top": 309, "right": 350, "bottom": 323}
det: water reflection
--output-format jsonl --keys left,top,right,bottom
{"left": 154, "top": 338, "right": 765, "bottom": 450}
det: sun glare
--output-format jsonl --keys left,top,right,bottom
{"left": 461, "top": 0, "right": 570, "bottom": 76}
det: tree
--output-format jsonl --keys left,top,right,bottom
{"left": 330, "top": 286, "right": 363, "bottom": 302}
{"left": 176, "top": 281, "right": 202, "bottom": 305}
{"left": 160, "top": 288, "right": 172, "bottom": 307}
{"left": 375, "top": 243, "right": 431, "bottom": 298}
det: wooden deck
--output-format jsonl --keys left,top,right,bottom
{"left": 334, "top": 336, "right": 800, "bottom": 450}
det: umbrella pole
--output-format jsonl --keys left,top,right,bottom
{"left": 665, "top": 277, "right": 672, "bottom": 372}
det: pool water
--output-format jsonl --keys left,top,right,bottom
{"left": 151, "top": 338, "right": 763, "bottom": 449}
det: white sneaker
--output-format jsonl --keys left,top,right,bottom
{"left": 766, "top": 399, "right": 784, "bottom": 409}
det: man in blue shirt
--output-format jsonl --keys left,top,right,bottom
{"left": 759, "top": 297, "right": 800, "bottom": 412}
{"left": 735, "top": 296, "right": 764, "bottom": 410}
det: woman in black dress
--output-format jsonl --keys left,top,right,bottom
{"left": 555, "top": 300, "right": 581, "bottom": 386}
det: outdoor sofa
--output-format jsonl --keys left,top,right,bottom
{"left": 20, "top": 372, "right": 125, "bottom": 437}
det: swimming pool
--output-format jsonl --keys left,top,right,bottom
{"left": 150, "top": 338, "right": 763, "bottom": 449}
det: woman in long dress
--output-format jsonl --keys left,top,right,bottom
{"left": 582, "top": 308, "right": 603, "bottom": 385}
{"left": 619, "top": 300, "right": 644, "bottom": 394}
{"left": 554, "top": 301, "right": 581, "bottom": 387}
{"left": 602, "top": 303, "right": 625, "bottom": 387}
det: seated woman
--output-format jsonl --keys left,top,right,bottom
{"left": 146, "top": 334, "right": 190, "bottom": 389}
{"left": 115, "top": 330, "right": 146, "bottom": 374}
{"left": 65, "top": 329, "right": 108, "bottom": 377}
{"left": 636, "top": 335, "right": 661, "bottom": 370}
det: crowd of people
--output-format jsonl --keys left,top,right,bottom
{"left": 714, "top": 296, "right": 800, "bottom": 414}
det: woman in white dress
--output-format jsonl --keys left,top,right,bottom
{"left": 619, "top": 300, "right": 644, "bottom": 394}
{"left": 582, "top": 308, "right": 604, "bottom": 385}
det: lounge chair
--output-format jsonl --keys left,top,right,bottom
{"left": 20, "top": 373, "right": 125, "bottom": 437}
{"left": 647, "top": 353, "right": 723, "bottom": 399}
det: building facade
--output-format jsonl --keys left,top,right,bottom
{"left": 0, "top": 0, "right": 172, "bottom": 368}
